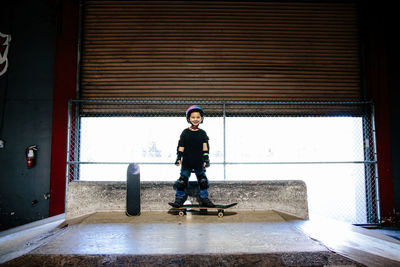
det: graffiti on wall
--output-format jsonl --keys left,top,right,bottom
{"left": 0, "top": 32, "right": 11, "bottom": 77}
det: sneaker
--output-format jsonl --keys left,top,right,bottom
{"left": 199, "top": 197, "right": 215, "bottom": 207}
{"left": 169, "top": 196, "right": 187, "bottom": 208}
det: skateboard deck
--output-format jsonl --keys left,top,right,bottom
{"left": 126, "top": 163, "right": 141, "bottom": 216}
{"left": 169, "top": 203, "right": 237, "bottom": 217}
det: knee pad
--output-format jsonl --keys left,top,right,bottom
{"left": 175, "top": 175, "right": 188, "bottom": 191}
{"left": 197, "top": 175, "right": 209, "bottom": 190}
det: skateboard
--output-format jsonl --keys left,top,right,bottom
{"left": 126, "top": 163, "right": 141, "bottom": 216}
{"left": 169, "top": 203, "right": 237, "bottom": 218}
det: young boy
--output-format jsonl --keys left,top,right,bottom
{"left": 169, "top": 105, "right": 215, "bottom": 208}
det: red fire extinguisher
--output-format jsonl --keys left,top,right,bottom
{"left": 26, "top": 145, "right": 38, "bottom": 168}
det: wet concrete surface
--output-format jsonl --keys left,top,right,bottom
{"left": 1, "top": 210, "right": 400, "bottom": 266}
{"left": 29, "top": 211, "right": 323, "bottom": 256}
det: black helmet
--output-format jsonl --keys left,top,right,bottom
{"left": 186, "top": 105, "right": 204, "bottom": 123}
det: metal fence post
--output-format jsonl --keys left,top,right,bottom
{"left": 65, "top": 100, "right": 72, "bottom": 183}
{"left": 223, "top": 103, "right": 226, "bottom": 181}
{"left": 371, "top": 103, "right": 381, "bottom": 223}
{"left": 73, "top": 101, "right": 81, "bottom": 180}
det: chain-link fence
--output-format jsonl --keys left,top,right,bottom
{"left": 66, "top": 99, "right": 378, "bottom": 224}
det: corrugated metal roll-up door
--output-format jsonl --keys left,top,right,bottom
{"left": 80, "top": 0, "right": 361, "bottom": 114}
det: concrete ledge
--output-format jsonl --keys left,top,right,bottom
{"left": 66, "top": 180, "right": 308, "bottom": 220}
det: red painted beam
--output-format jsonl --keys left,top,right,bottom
{"left": 362, "top": 3, "right": 395, "bottom": 223}
{"left": 49, "top": 0, "right": 79, "bottom": 216}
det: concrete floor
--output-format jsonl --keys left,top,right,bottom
{"left": 1, "top": 210, "right": 400, "bottom": 266}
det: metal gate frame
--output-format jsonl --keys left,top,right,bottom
{"left": 66, "top": 99, "right": 379, "bottom": 224}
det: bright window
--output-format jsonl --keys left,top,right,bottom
{"left": 79, "top": 116, "right": 366, "bottom": 223}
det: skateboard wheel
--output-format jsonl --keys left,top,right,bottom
{"left": 217, "top": 210, "right": 224, "bottom": 218}
{"left": 178, "top": 210, "right": 185, "bottom": 217}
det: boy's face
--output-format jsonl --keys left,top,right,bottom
{"left": 189, "top": 111, "right": 203, "bottom": 126}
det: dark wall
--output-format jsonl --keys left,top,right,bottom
{"left": 385, "top": 5, "right": 400, "bottom": 220}
{"left": 0, "top": 0, "right": 56, "bottom": 230}
{"left": 388, "top": 52, "right": 400, "bottom": 221}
